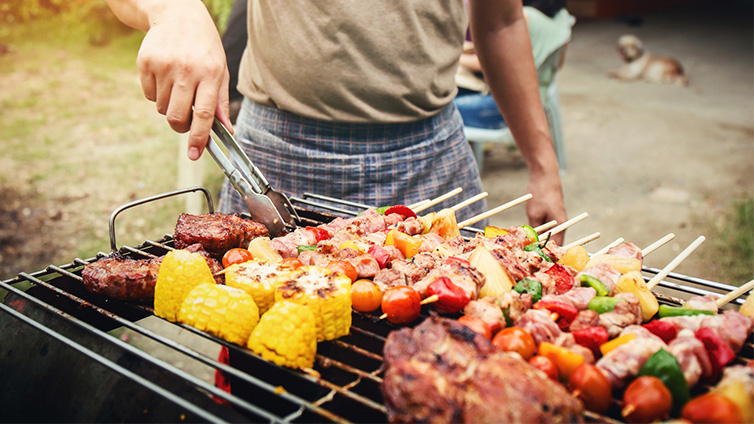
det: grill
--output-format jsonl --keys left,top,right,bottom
{"left": 1, "top": 187, "right": 751, "bottom": 423}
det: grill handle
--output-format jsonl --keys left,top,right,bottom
{"left": 108, "top": 186, "right": 214, "bottom": 252}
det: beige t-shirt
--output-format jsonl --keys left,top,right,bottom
{"left": 238, "top": 0, "right": 468, "bottom": 123}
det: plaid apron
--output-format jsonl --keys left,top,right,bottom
{"left": 219, "top": 98, "right": 487, "bottom": 223}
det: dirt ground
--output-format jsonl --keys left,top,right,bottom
{"left": 482, "top": 6, "right": 753, "bottom": 283}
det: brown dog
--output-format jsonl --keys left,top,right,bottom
{"left": 609, "top": 34, "right": 688, "bottom": 86}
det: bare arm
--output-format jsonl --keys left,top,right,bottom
{"left": 468, "top": 0, "right": 568, "bottom": 244}
{"left": 106, "top": 0, "right": 232, "bottom": 160}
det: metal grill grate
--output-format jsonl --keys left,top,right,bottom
{"left": 1, "top": 189, "right": 751, "bottom": 423}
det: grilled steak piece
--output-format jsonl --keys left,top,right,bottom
{"left": 81, "top": 252, "right": 162, "bottom": 300}
{"left": 382, "top": 315, "right": 583, "bottom": 423}
{"left": 184, "top": 243, "right": 224, "bottom": 284}
{"left": 173, "top": 213, "right": 268, "bottom": 257}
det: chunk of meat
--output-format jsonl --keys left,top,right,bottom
{"left": 606, "top": 242, "right": 643, "bottom": 261}
{"left": 516, "top": 309, "right": 562, "bottom": 346}
{"left": 541, "top": 287, "right": 597, "bottom": 310}
{"left": 576, "top": 263, "right": 621, "bottom": 295}
{"left": 683, "top": 294, "right": 719, "bottom": 313}
{"left": 667, "top": 329, "right": 710, "bottom": 386}
{"left": 598, "top": 292, "right": 643, "bottom": 338}
{"left": 173, "top": 213, "right": 268, "bottom": 257}
{"left": 413, "top": 261, "right": 486, "bottom": 300}
{"left": 569, "top": 309, "right": 600, "bottom": 332}
{"left": 700, "top": 310, "right": 754, "bottom": 353}
{"left": 596, "top": 326, "right": 666, "bottom": 389}
{"left": 81, "top": 252, "right": 162, "bottom": 300}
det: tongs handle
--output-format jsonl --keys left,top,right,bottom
{"left": 206, "top": 117, "right": 300, "bottom": 237}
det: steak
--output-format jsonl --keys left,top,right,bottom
{"left": 173, "top": 213, "right": 268, "bottom": 257}
{"left": 81, "top": 252, "right": 162, "bottom": 300}
{"left": 382, "top": 315, "right": 583, "bottom": 423}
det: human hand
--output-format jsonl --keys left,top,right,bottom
{"left": 525, "top": 171, "right": 568, "bottom": 246}
{"left": 136, "top": 2, "right": 231, "bottom": 160}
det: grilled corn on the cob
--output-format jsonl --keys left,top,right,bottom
{"left": 247, "top": 300, "right": 317, "bottom": 369}
{"left": 177, "top": 283, "right": 259, "bottom": 345}
{"left": 275, "top": 266, "right": 351, "bottom": 342}
{"left": 225, "top": 260, "right": 291, "bottom": 314}
{"left": 154, "top": 249, "right": 216, "bottom": 322}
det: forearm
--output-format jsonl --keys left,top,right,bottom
{"left": 468, "top": 0, "right": 558, "bottom": 176}
{"left": 106, "top": 0, "right": 200, "bottom": 32}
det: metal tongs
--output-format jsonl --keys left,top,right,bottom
{"left": 206, "top": 117, "right": 300, "bottom": 237}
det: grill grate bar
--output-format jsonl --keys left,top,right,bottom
{"left": 34, "top": 265, "right": 350, "bottom": 423}
{"left": 308, "top": 374, "right": 388, "bottom": 415}
{"left": 0, "top": 300, "right": 231, "bottom": 423}
{"left": 315, "top": 354, "right": 383, "bottom": 384}
{"left": 350, "top": 325, "right": 387, "bottom": 342}
{"left": 300, "top": 193, "right": 375, "bottom": 210}
{"left": 0, "top": 276, "right": 289, "bottom": 423}
{"left": 332, "top": 340, "right": 384, "bottom": 362}
{"left": 289, "top": 197, "right": 360, "bottom": 216}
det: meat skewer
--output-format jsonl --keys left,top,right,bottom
{"left": 646, "top": 236, "right": 706, "bottom": 290}
{"left": 594, "top": 238, "right": 624, "bottom": 255}
{"left": 412, "top": 187, "right": 463, "bottom": 213}
{"left": 641, "top": 233, "right": 675, "bottom": 256}
{"left": 533, "top": 220, "right": 558, "bottom": 234}
{"left": 715, "top": 278, "right": 754, "bottom": 309}
{"left": 562, "top": 232, "right": 601, "bottom": 250}
{"left": 538, "top": 212, "right": 589, "bottom": 240}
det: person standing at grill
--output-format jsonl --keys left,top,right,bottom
{"left": 105, "top": 0, "right": 567, "bottom": 241}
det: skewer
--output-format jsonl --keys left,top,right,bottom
{"left": 409, "top": 199, "right": 430, "bottom": 210}
{"left": 561, "top": 232, "right": 601, "bottom": 250}
{"left": 641, "top": 233, "right": 675, "bottom": 256}
{"left": 450, "top": 192, "right": 488, "bottom": 212}
{"left": 538, "top": 212, "right": 589, "bottom": 239}
{"left": 715, "top": 278, "right": 754, "bottom": 307}
{"left": 412, "top": 187, "right": 463, "bottom": 213}
{"left": 646, "top": 236, "right": 706, "bottom": 290}
{"left": 534, "top": 220, "right": 558, "bottom": 234}
{"left": 457, "top": 193, "right": 533, "bottom": 229}
{"left": 593, "top": 238, "right": 624, "bottom": 255}
{"left": 379, "top": 295, "right": 439, "bottom": 320}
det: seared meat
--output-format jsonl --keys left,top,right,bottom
{"left": 683, "top": 294, "right": 719, "bottom": 313}
{"left": 173, "top": 213, "right": 268, "bottom": 257}
{"left": 576, "top": 263, "right": 621, "bottom": 296}
{"left": 184, "top": 243, "right": 224, "bottom": 284}
{"left": 541, "top": 287, "right": 597, "bottom": 311}
{"left": 667, "top": 329, "right": 710, "bottom": 386}
{"left": 607, "top": 242, "right": 643, "bottom": 261}
{"left": 596, "top": 325, "right": 666, "bottom": 389}
{"left": 569, "top": 309, "right": 600, "bottom": 332}
{"left": 464, "top": 292, "right": 533, "bottom": 333}
{"left": 413, "top": 261, "right": 486, "bottom": 300}
{"left": 300, "top": 247, "right": 380, "bottom": 279}
{"left": 598, "top": 292, "right": 643, "bottom": 338}
{"left": 382, "top": 315, "right": 583, "bottom": 423}
{"left": 81, "top": 252, "right": 162, "bottom": 300}
{"left": 699, "top": 310, "right": 753, "bottom": 353}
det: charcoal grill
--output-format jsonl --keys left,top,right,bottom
{"left": 1, "top": 187, "right": 751, "bottom": 423}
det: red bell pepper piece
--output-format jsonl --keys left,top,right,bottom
{"left": 444, "top": 256, "right": 470, "bottom": 267}
{"left": 383, "top": 205, "right": 417, "bottom": 219}
{"left": 642, "top": 320, "right": 678, "bottom": 344}
{"left": 544, "top": 263, "right": 575, "bottom": 295}
{"left": 426, "top": 276, "right": 470, "bottom": 314}
{"left": 306, "top": 226, "right": 331, "bottom": 243}
{"left": 367, "top": 245, "right": 390, "bottom": 269}
{"left": 695, "top": 327, "right": 735, "bottom": 382}
{"left": 533, "top": 300, "right": 578, "bottom": 330}
{"left": 572, "top": 326, "right": 610, "bottom": 358}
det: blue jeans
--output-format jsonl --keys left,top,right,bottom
{"left": 453, "top": 88, "right": 507, "bottom": 130}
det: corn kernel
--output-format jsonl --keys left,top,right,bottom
{"left": 178, "top": 284, "right": 259, "bottom": 345}
{"left": 154, "top": 249, "right": 216, "bottom": 322}
{"left": 248, "top": 301, "right": 317, "bottom": 369}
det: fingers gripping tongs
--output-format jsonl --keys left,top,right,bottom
{"left": 206, "top": 117, "right": 300, "bottom": 237}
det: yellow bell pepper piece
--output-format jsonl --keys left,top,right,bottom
{"left": 385, "top": 229, "right": 423, "bottom": 258}
{"left": 538, "top": 342, "right": 584, "bottom": 381}
{"left": 275, "top": 266, "right": 352, "bottom": 342}
{"left": 483, "top": 225, "right": 509, "bottom": 238}
{"left": 740, "top": 294, "right": 754, "bottom": 318}
{"left": 177, "top": 283, "right": 259, "bottom": 345}
{"left": 599, "top": 332, "right": 636, "bottom": 356}
{"left": 247, "top": 301, "right": 317, "bottom": 369}
{"left": 614, "top": 271, "right": 659, "bottom": 322}
{"left": 154, "top": 249, "right": 216, "bottom": 322}
{"left": 584, "top": 254, "right": 642, "bottom": 275}
{"left": 714, "top": 379, "right": 754, "bottom": 423}
{"left": 558, "top": 246, "right": 590, "bottom": 272}
{"left": 339, "top": 240, "right": 365, "bottom": 254}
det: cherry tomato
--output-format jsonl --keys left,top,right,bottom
{"left": 222, "top": 248, "right": 253, "bottom": 268}
{"left": 529, "top": 355, "right": 559, "bottom": 380}
{"left": 457, "top": 315, "right": 492, "bottom": 340}
{"left": 622, "top": 376, "right": 672, "bottom": 424}
{"left": 492, "top": 327, "right": 536, "bottom": 360}
{"left": 681, "top": 393, "right": 743, "bottom": 424}
{"left": 381, "top": 286, "right": 421, "bottom": 325}
{"left": 305, "top": 226, "right": 331, "bottom": 242}
{"left": 568, "top": 364, "right": 612, "bottom": 414}
{"left": 279, "top": 257, "right": 304, "bottom": 271}
{"left": 326, "top": 260, "right": 358, "bottom": 283}
{"left": 351, "top": 279, "right": 383, "bottom": 313}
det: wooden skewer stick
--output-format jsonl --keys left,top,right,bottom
{"left": 409, "top": 199, "right": 430, "bottom": 210}
{"left": 641, "top": 233, "right": 676, "bottom": 256}
{"left": 716, "top": 278, "right": 754, "bottom": 307}
{"left": 646, "top": 235, "right": 706, "bottom": 290}
{"left": 450, "top": 192, "right": 488, "bottom": 212}
{"left": 457, "top": 193, "right": 533, "bottom": 229}
{"left": 594, "top": 238, "right": 624, "bottom": 255}
{"left": 534, "top": 220, "right": 558, "bottom": 234}
{"left": 539, "top": 212, "right": 589, "bottom": 239}
{"left": 379, "top": 295, "right": 439, "bottom": 320}
{"left": 413, "top": 187, "right": 463, "bottom": 213}
{"left": 562, "top": 232, "right": 601, "bottom": 250}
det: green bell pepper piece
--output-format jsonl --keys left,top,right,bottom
{"left": 513, "top": 278, "right": 543, "bottom": 303}
{"left": 587, "top": 296, "right": 625, "bottom": 314}
{"left": 658, "top": 304, "right": 716, "bottom": 319}
{"left": 521, "top": 224, "right": 539, "bottom": 242}
{"left": 296, "top": 245, "right": 317, "bottom": 254}
{"left": 523, "top": 243, "right": 553, "bottom": 262}
{"left": 638, "top": 348, "right": 690, "bottom": 414}
{"left": 375, "top": 206, "right": 391, "bottom": 215}
{"left": 580, "top": 274, "right": 610, "bottom": 297}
